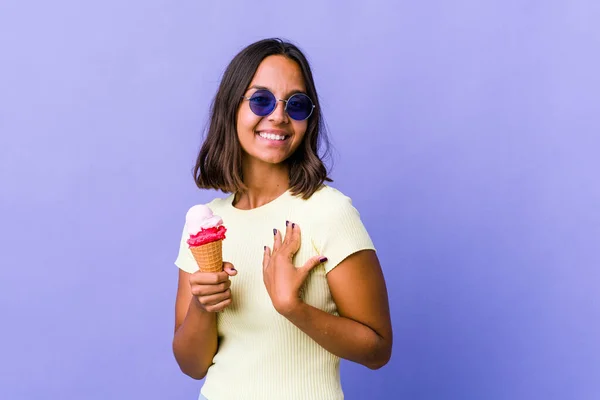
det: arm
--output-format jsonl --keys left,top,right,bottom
{"left": 283, "top": 250, "right": 392, "bottom": 369}
{"left": 172, "top": 269, "right": 217, "bottom": 379}
{"left": 263, "top": 224, "right": 393, "bottom": 369}
{"left": 172, "top": 266, "right": 236, "bottom": 379}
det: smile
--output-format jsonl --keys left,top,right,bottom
{"left": 257, "top": 132, "right": 289, "bottom": 141}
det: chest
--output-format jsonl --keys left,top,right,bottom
{"left": 218, "top": 217, "right": 336, "bottom": 332}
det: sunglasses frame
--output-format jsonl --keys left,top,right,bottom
{"left": 241, "top": 89, "right": 316, "bottom": 121}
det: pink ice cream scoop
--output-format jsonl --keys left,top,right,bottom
{"left": 185, "top": 204, "right": 227, "bottom": 247}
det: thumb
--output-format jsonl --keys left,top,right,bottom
{"left": 299, "top": 255, "right": 327, "bottom": 279}
{"left": 223, "top": 262, "right": 237, "bottom": 277}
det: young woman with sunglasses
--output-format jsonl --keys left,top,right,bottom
{"left": 172, "top": 38, "right": 393, "bottom": 400}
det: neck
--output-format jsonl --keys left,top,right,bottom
{"left": 234, "top": 158, "right": 290, "bottom": 209}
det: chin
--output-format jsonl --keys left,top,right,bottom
{"left": 259, "top": 155, "right": 289, "bottom": 165}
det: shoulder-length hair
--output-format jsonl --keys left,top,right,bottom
{"left": 193, "top": 38, "right": 332, "bottom": 199}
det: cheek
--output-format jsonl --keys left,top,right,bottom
{"left": 292, "top": 121, "right": 308, "bottom": 141}
{"left": 237, "top": 107, "right": 261, "bottom": 135}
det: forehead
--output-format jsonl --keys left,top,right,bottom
{"left": 249, "top": 55, "right": 306, "bottom": 92}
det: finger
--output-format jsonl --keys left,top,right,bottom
{"left": 286, "top": 222, "right": 301, "bottom": 254}
{"left": 190, "top": 270, "right": 230, "bottom": 286}
{"left": 272, "top": 228, "right": 283, "bottom": 252}
{"left": 298, "top": 255, "right": 328, "bottom": 280}
{"left": 223, "top": 262, "right": 237, "bottom": 277}
{"left": 282, "top": 220, "right": 292, "bottom": 246}
{"left": 197, "top": 288, "right": 232, "bottom": 307}
{"left": 190, "top": 279, "right": 231, "bottom": 297}
{"left": 262, "top": 245, "right": 271, "bottom": 271}
{"left": 204, "top": 297, "right": 233, "bottom": 313}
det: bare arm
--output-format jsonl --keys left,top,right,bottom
{"left": 172, "top": 265, "right": 236, "bottom": 379}
{"left": 284, "top": 250, "right": 392, "bottom": 369}
{"left": 263, "top": 224, "right": 393, "bottom": 369}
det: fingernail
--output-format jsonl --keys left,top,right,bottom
{"left": 273, "top": 228, "right": 277, "bottom": 235}
{"left": 231, "top": 267, "right": 236, "bottom": 271}
{"left": 292, "top": 223, "right": 295, "bottom": 228}
{"left": 264, "top": 245, "right": 266, "bottom": 251}
{"left": 286, "top": 220, "right": 289, "bottom": 226}
{"left": 320, "top": 257, "right": 328, "bottom": 263}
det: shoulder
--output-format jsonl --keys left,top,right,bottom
{"left": 301, "top": 185, "right": 352, "bottom": 206}
{"left": 303, "top": 185, "right": 354, "bottom": 209}
{"left": 292, "top": 185, "right": 359, "bottom": 221}
{"left": 205, "top": 193, "right": 234, "bottom": 213}
{"left": 305, "top": 185, "right": 375, "bottom": 268}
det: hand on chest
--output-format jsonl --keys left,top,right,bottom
{"left": 220, "top": 220, "right": 335, "bottom": 317}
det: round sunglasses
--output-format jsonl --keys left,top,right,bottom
{"left": 241, "top": 89, "right": 315, "bottom": 121}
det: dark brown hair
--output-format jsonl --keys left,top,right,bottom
{"left": 193, "top": 38, "right": 332, "bottom": 199}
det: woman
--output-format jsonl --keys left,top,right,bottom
{"left": 173, "top": 38, "right": 392, "bottom": 400}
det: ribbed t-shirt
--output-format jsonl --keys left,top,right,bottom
{"left": 174, "top": 185, "right": 375, "bottom": 400}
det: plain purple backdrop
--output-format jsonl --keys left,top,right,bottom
{"left": 1, "top": 1, "right": 599, "bottom": 399}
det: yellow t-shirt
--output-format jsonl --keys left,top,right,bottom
{"left": 175, "top": 185, "right": 375, "bottom": 400}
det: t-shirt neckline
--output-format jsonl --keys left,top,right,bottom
{"left": 227, "top": 189, "right": 292, "bottom": 214}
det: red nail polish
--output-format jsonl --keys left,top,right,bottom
{"left": 320, "top": 257, "right": 328, "bottom": 263}
{"left": 286, "top": 220, "right": 289, "bottom": 226}
{"left": 273, "top": 229, "right": 277, "bottom": 235}
{"left": 292, "top": 223, "right": 295, "bottom": 228}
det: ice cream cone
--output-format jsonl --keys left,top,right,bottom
{"left": 190, "top": 240, "right": 223, "bottom": 272}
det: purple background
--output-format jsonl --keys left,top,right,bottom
{"left": 1, "top": 1, "right": 599, "bottom": 399}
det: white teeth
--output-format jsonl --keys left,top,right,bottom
{"left": 258, "top": 132, "right": 286, "bottom": 141}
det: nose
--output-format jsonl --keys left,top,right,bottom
{"left": 268, "top": 99, "right": 289, "bottom": 124}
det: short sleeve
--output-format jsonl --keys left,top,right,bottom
{"left": 174, "top": 224, "right": 199, "bottom": 274}
{"left": 315, "top": 195, "right": 376, "bottom": 274}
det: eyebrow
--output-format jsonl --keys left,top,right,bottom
{"left": 246, "top": 85, "right": 307, "bottom": 97}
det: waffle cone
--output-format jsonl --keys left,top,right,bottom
{"left": 189, "top": 240, "right": 223, "bottom": 272}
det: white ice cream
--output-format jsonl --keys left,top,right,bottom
{"left": 185, "top": 204, "right": 223, "bottom": 235}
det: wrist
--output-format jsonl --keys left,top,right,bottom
{"left": 277, "top": 298, "right": 305, "bottom": 319}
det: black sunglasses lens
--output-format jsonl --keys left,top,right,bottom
{"left": 248, "top": 90, "right": 276, "bottom": 116}
{"left": 286, "top": 93, "right": 313, "bottom": 120}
